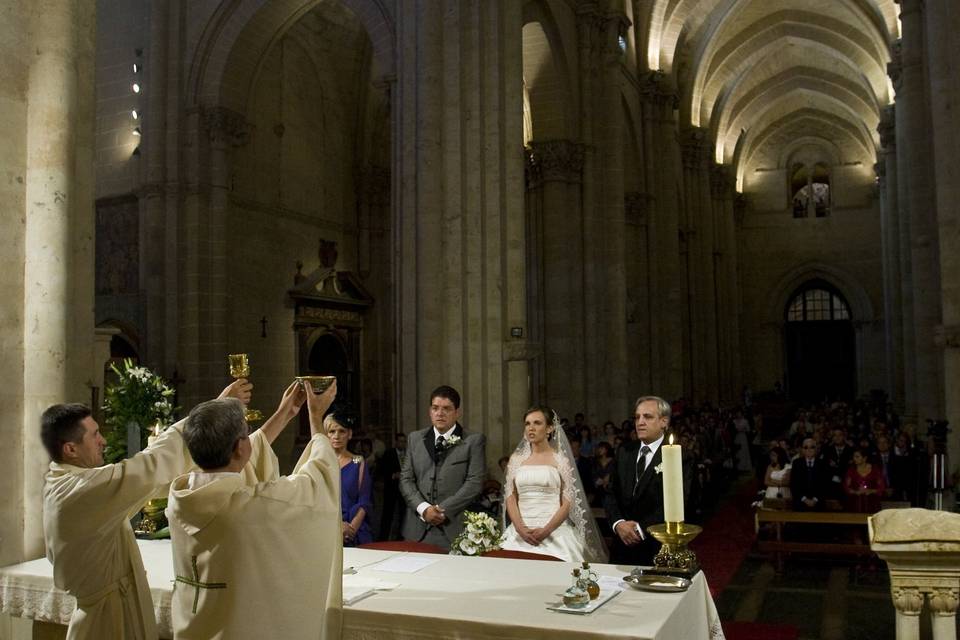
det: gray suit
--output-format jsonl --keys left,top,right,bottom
{"left": 399, "top": 424, "right": 486, "bottom": 548}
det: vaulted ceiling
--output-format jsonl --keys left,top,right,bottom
{"left": 641, "top": 0, "right": 897, "bottom": 187}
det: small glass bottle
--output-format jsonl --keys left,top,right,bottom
{"left": 563, "top": 568, "right": 590, "bottom": 608}
{"left": 580, "top": 561, "right": 600, "bottom": 600}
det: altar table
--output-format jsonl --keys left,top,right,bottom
{"left": 0, "top": 540, "right": 724, "bottom": 639}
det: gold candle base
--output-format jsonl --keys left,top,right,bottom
{"left": 645, "top": 522, "right": 702, "bottom": 578}
{"left": 135, "top": 498, "right": 168, "bottom": 536}
{"left": 244, "top": 408, "right": 264, "bottom": 424}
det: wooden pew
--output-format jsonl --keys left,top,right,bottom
{"left": 754, "top": 509, "right": 872, "bottom": 572}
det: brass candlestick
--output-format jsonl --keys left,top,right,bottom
{"left": 228, "top": 353, "right": 263, "bottom": 424}
{"left": 646, "top": 522, "right": 702, "bottom": 577}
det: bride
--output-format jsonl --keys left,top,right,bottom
{"left": 501, "top": 406, "right": 607, "bottom": 562}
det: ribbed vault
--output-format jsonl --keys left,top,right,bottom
{"left": 641, "top": 0, "right": 897, "bottom": 192}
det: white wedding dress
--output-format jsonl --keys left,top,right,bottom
{"left": 501, "top": 465, "right": 587, "bottom": 561}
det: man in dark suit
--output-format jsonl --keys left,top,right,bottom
{"left": 791, "top": 438, "right": 828, "bottom": 510}
{"left": 604, "top": 395, "right": 671, "bottom": 566}
{"left": 399, "top": 386, "right": 485, "bottom": 549}
{"left": 822, "top": 428, "right": 852, "bottom": 499}
{"left": 377, "top": 432, "right": 407, "bottom": 540}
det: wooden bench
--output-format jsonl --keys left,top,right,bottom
{"left": 754, "top": 509, "right": 873, "bottom": 572}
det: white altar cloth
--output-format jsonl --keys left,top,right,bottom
{"left": 0, "top": 540, "right": 724, "bottom": 640}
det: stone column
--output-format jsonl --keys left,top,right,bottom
{"left": 639, "top": 71, "right": 683, "bottom": 398}
{"left": 680, "top": 127, "right": 719, "bottom": 404}
{"left": 711, "top": 164, "right": 740, "bottom": 404}
{"left": 870, "top": 509, "right": 960, "bottom": 640}
{"left": 925, "top": 0, "right": 960, "bottom": 471}
{"left": 177, "top": 106, "right": 249, "bottom": 408}
{"left": 526, "top": 141, "right": 586, "bottom": 416}
{"left": 895, "top": 0, "right": 944, "bottom": 422}
{"left": 573, "top": 6, "right": 630, "bottom": 419}
{"left": 2, "top": 0, "right": 97, "bottom": 561}
{"left": 625, "top": 191, "right": 654, "bottom": 396}
{"left": 877, "top": 107, "right": 905, "bottom": 410}
{"left": 394, "top": 1, "right": 527, "bottom": 461}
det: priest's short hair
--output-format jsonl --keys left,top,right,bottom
{"left": 183, "top": 398, "right": 247, "bottom": 469}
{"left": 40, "top": 403, "right": 92, "bottom": 462}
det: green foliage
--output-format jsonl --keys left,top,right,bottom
{"left": 102, "top": 358, "right": 177, "bottom": 463}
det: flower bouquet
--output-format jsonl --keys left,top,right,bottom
{"left": 102, "top": 358, "right": 177, "bottom": 463}
{"left": 449, "top": 511, "right": 504, "bottom": 556}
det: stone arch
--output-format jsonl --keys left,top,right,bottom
{"left": 522, "top": 0, "right": 576, "bottom": 141}
{"left": 765, "top": 262, "right": 874, "bottom": 326}
{"left": 186, "top": 0, "right": 395, "bottom": 112}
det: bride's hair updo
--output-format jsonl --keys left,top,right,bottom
{"left": 523, "top": 405, "right": 558, "bottom": 440}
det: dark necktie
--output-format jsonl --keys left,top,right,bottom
{"left": 436, "top": 435, "right": 445, "bottom": 449}
{"left": 633, "top": 445, "right": 651, "bottom": 494}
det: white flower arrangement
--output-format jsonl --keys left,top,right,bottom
{"left": 449, "top": 511, "right": 503, "bottom": 556}
{"left": 437, "top": 434, "right": 462, "bottom": 451}
{"left": 654, "top": 463, "right": 663, "bottom": 475}
{"left": 103, "top": 358, "right": 177, "bottom": 462}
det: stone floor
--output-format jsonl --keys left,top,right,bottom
{"left": 716, "top": 553, "right": 896, "bottom": 639}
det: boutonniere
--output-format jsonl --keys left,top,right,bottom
{"left": 653, "top": 463, "right": 663, "bottom": 475}
{"left": 438, "top": 434, "right": 462, "bottom": 451}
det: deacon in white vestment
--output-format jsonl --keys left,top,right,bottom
{"left": 166, "top": 379, "right": 341, "bottom": 640}
{"left": 40, "top": 381, "right": 252, "bottom": 640}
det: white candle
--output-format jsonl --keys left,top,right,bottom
{"left": 661, "top": 434, "right": 684, "bottom": 523}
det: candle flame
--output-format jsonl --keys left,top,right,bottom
{"left": 669, "top": 433, "right": 674, "bottom": 445}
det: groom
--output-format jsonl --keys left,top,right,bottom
{"left": 399, "top": 385, "right": 485, "bottom": 549}
{"left": 604, "top": 396, "right": 672, "bottom": 565}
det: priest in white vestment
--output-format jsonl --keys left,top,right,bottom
{"left": 166, "top": 379, "right": 341, "bottom": 640}
{"left": 41, "top": 380, "right": 251, "bottom": 640}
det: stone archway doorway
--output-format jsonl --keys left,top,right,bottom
{"left": 784, "top": 281, "right": 856, "bottom": 403}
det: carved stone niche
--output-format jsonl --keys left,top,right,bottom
{"left": 288, "top": 240, "right": 373, "bottom": 446}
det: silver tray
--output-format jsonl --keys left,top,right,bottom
{"left": 622, "top": 574, "right": 691, "bottom": 592}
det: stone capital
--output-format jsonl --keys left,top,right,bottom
{"left": 887, "top": 41, "right": 903, "bottom": 91}
{"left": 680, "top": 127, "right": 709, "bottom": 169}
{"left": 639, "top": 70, "right": 678, "bottom": 110}
{"left": 934, "top": 324, "right": 960, "bottom": 349}
{"left": 201, "top": 106, "right": 251, "bottom": 148}
{"left": 929, "top": 587, "right": 960, "bottom": 616}
{"left": 710, "top": 163, "right": 734, "bottom": 197}
{"left": 891, "top": 583, "right": 924, "bottom": 616}
{"left": 624, "top": 191, "right": 653, "bottom": 226}
{"left": 878, "top": 105, "right": 896, "bottom": 149}
{"left": 526, "top": 140, "right": 585, "bottom": 187}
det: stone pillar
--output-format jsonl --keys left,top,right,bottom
{"left": 573, "top": 6, "right": 630, "bottom": 420}
{"left": 711, "top": 164, "right": 740, "bottom": 404}
{"left": 877, "top": 106, "right": 905, "bottom": 411}
{"left": 925, "top": 0, "right": 960, "bottom": 472}
{"left": 177, "top": 106, "right": 249, "bottom": 409}
{"left": 870, "top": 509, "right": 960, "bottom": 640}
{"left": 394, "top": 1, "right": 527, "bottom": 461}
{"left": 680, "top": 127, "right": 719, "bottom": 404}
{"left": 895, "top": 0, "right": 944, "bottom": 422}
{"left": 140, "top": 0, "right": 178, "bottom": 375}
{"left": 639, "top": 71, "right": 683, "bottom": 398}
{"left": 526, "top": 141, "right": 586, "bottom": 417}
{"left": 624, "top": 191, "right": 654, "bottom": 396}
{"left": 0, "top": 0, "right": 97, "bottom": 562}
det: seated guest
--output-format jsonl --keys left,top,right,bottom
{"left": 762, "top": 446, "right": 792, "bottom": 502}
{"left": 822, "top": 428, "right": 852, "bottom": 499}
{"left": 167, "top": 380, "right": 340, "bottom": 640}
{"left": 592, "top": 441, "right": 615, "bottom": 506}
{"left": 790, "top": 438, "right": 827, "bottom": 511}
{"left": 325, "top": 410, "right": 374, "bottom": 546}
{"left": 843, "top": 448, "right": 886, "bottom": 513}
{"left": 41, "top": 380, "right": 249, "bottom": 640}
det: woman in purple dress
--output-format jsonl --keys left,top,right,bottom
{"left": 324, "top": 411, "right": 373, "bottom": 546}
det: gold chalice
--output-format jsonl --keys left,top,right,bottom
{"left": 645, "top": 522, "right": 702, "bottom": 578}
{"left": 296, "top": 375, "right": 336, "bottom": 394}
{"left": 228, "top": 353, "right": 263, "bottom": 424}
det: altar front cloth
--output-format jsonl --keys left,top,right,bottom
{"left": 0, "top": 540, "right": 724, "bottom": 640}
